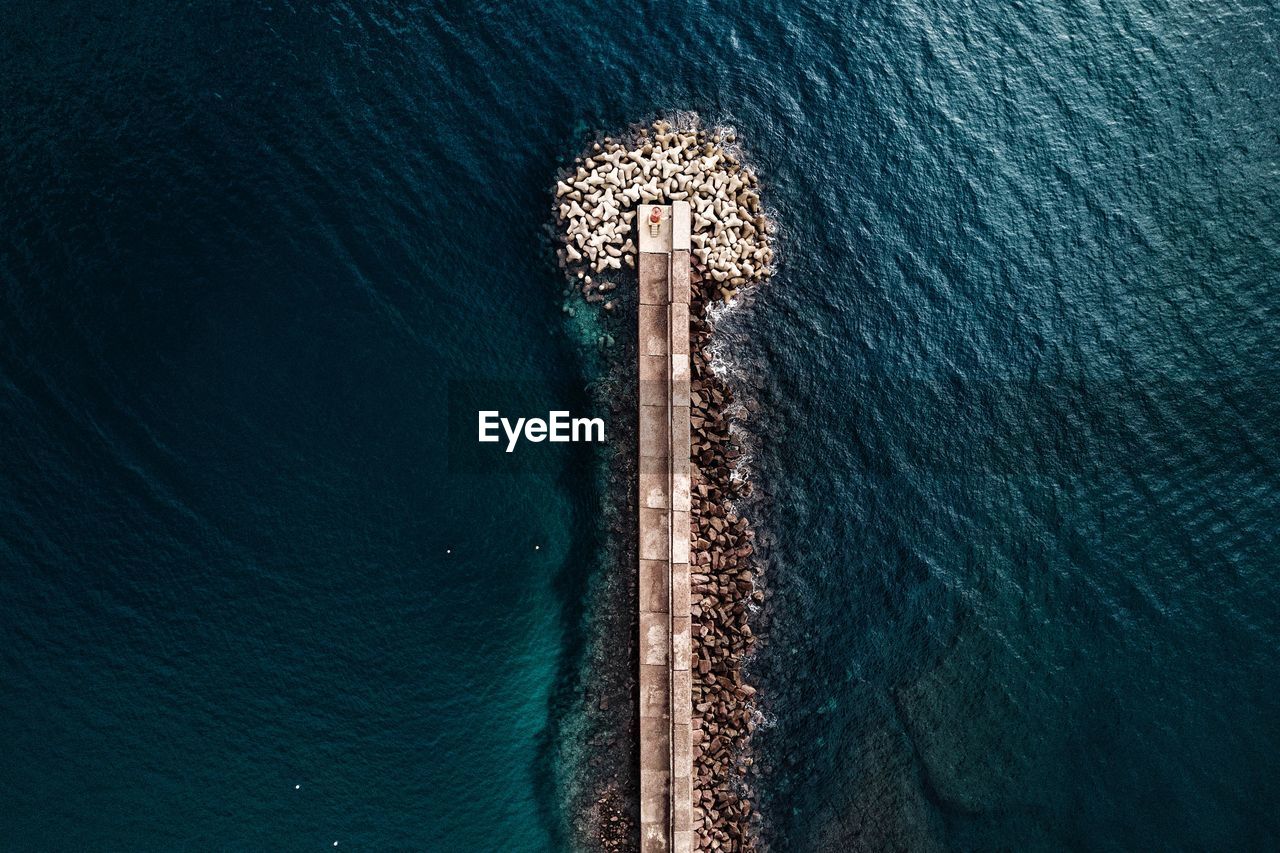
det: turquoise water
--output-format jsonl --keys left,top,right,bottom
{"left": 2, "top": 0, "right": 1278, "bottom": 849}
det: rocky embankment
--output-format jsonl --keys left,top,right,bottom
{"left": 555, "top": 119, "right": 773, "bottom": 309}
{"left": 688, "top": 268, "right": 761, "bottom": 853}
{"left": 554, "top": 117, "right": 771, "bottom": 853}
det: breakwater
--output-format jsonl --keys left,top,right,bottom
{"left": 555, "top": 117, "right": 773, "bottom": 852}
{"left": 637, "top": 204, "right": 693, "bottom": 852}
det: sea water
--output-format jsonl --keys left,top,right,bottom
{"left": 1, "top": 0, "right": 1277, "bottom": 849}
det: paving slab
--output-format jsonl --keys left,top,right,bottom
{"left": 640, "top": 611, "right": 670, "bottom": 666}
{"left": 671, "top": 202, "right": 691, "bottom": 251}
{"left": 671, "top": 564, "right": 690, "bottom": 617}
{"left": 673, "top": 724, "right": 692, "bottom": 778}
{"left": 639, "top": 453, "right": 669, "bottom": 476}
{"left": 640, "top": 559, "right": 669, "bottom": 613}
{"left": 641, "top": 821, "right": 669, "bottom": 853}
{"left": 639, "top": 251, "right": 668, "bottom": 303}
{"left": 671, "top": 250, "right": 691, "bottom": 304}
{"left": 671, "top": 354, "right": 691, "bottom": 405}
{"left": 641, "top": 715, "right": 672, "bottom": 769}
{"left": 639, "top": 470, "right": 668, "bottom": 510}
{"left": 640, "top": 353, "right": 668, "bottom": 382}
{"left": 640, "top": 663, "right": 670, "bottom": 718}
{"left": 671, "top": 669, "right": 692, "bottom": 726}
{"left": 671, "top": 615, "right": 692, "bottom": 671}
{"left": 639, "top": 405, "right": 669, "bottom": 456}
{"left": 670, "top": 406, "right": 691, "bottom": 464}
{"left": 639, "top": 304, "right": 668, "bottom": 357}
{"left": 670, "top": 303, "right": 690, "bottom": 354}
{"left": 673, "top": 469, "right": 691, "bottom": 512}
{"left": 673, "top": 775, "right": 693, "bottom": 827}
{"left": 639, "top": 507, "right": 670, "bottom": 561}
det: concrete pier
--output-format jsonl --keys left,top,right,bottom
{"left": 638, "top": 202, "right": 693, "bottom": 853}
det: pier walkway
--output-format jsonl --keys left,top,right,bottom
{"left": 637, "top": 201, "right": 693, "bottom": 853}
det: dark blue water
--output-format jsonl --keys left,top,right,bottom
{"left": 2, "top": 1, "right": 1278, "bottom": 850}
